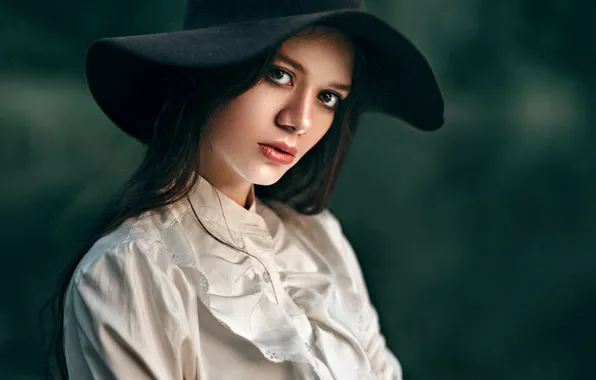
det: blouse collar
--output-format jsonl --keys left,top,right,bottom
{"left": 186, "top": 175, "right": 272, "bottom": 238}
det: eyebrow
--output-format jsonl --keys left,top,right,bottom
{"left": 275, "top": 53, "right": 352, "bottom": 93}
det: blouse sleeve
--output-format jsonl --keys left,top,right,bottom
{"left": 320, "top": 210, "right": 404, "bottom": 380}
{"left": 64, "top": 239, "right": 197, "bottom": 380}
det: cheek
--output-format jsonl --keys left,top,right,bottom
{"left": 206, "top": 101, "right": 255, "bottom": 143}
{"left": 299, "top": 124, "right": 333, "bottom": 156}
{"left": 215, "top": 91, "right": 276, "bottom": 138}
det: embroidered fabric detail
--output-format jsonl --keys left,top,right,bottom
{"left": 167, "top": 247, "right": 196, "bottom": 267}
{"left": 261, "top": 347, "right": 310, "bottom": 363}
{"left": 195, "top": 271, "right": 211, "bottom": 308}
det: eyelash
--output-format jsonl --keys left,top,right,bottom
{"left": 266, "top": 66, "right": 343, "bottom": 110}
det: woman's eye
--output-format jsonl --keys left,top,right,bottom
{"left": 267, "top": 67, "right": 341, "bottom": 110}
{"left": 319, "top": 92, "right": 340, "bottom": 109}
{"left": 267, "top": 68, "right": 292, "bottom": 85}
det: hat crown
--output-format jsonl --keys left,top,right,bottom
{"left": 183, "top": 0, "right": 364, "bottom": 29}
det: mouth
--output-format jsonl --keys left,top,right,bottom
{"left": 265, "top": 145, "right": 293, "bottom": 156}
{"left": 258, "top": 143, "right": 296, "bottom": 165}
{"left": 258, "top": 141, "right": 299, "bottom": 157}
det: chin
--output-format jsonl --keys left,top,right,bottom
{"left": 251, "top": 174, "right": 285, "bottom": 187}
{"left": 241, "top": 166, "right": 288, "bottom": 187}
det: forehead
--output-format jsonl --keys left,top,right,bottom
{"left": 282, "top": 25, "right": 353, "bottom": 50}
{"left": 277, "top": 26, "right": 355, "bottom": 73}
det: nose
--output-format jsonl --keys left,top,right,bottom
{"left": 275, "top": 89, "right": 313, "bottom": 135}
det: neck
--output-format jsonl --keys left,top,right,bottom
{"left": 198, "top": 168, "right": 254, "bottom": 211}
{"left": 198, "top": 141, "right": 257, "bottom": 210}
{"left": 201, "top": 174, "right": 255, "bottom": 209}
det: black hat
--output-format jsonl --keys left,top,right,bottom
{"left": 86, "top": 0, "right": 445, "bottom": 144}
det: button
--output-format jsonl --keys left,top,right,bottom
{"left": 304, "top": 341, "right": 312, "bottom": 351}
{"left": 263, "top": 271, "right": 271, "bottom": 283}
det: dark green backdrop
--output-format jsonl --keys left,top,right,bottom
{"left": 1, "top": 1, "right": 594, "bottom": 379}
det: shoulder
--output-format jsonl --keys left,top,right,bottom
{"left": 65, "top": 209, "right": 196, "bottom": 331}
{"left": 71, "top": 206, "right": 191, "bottom": 288}
{"left": 307, "top": 208, "right": 342, "bottom": 229}
{"left": 308, "top": 209, "right": 369, "bottom": 289}
{"left": 267, "top": 200, "right": 343, "bottom": 234}
{"left": 303, "top": 208, "right": 349, "bottom": 249}
{"left": 271, "top": 203, "right": 359, "bottom": 267}
{"left": 63, "top": 212, "right": 197, "bottom": 379}
{"left": 314, "top": 208, "right": 344, "bottom": 235}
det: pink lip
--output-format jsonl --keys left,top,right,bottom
{"left": 259, "top": 140, "right": 299, "bottom": 156}
{"left": 258, "top": 143, "right": 295, "bottom": 165}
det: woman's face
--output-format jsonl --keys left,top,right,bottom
{"left": 199, "top": 26, "right": 354, "bottom": 189}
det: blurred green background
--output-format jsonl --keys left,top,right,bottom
{"left": 1, "top": 0, "right": 594, "bottom": 379}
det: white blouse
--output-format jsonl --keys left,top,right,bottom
{"left": 63, "top": 176, "right": 403, "bottom": 380}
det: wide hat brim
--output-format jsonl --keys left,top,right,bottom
{"left": 86, "top": 9, "right": 445, "bottom": 144}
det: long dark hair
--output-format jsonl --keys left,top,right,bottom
{"left": 39, "top": 26, "right": 369, "bottom": 379}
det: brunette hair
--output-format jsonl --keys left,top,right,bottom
{"left": 39, "top": 26, "right": 370, "bottom": 379}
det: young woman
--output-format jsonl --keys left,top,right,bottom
{"left": 40, "top": 0, "right": 444, "bottom": 379}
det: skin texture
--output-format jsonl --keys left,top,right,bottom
{"left": 198, "top": 26, "right": 355, "bottom": 208}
